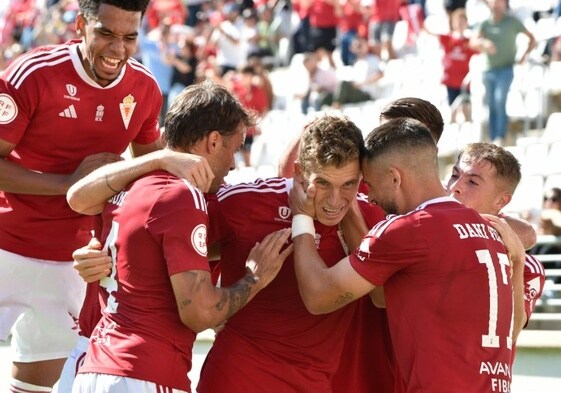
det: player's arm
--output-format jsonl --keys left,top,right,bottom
{"left": 277, "top": 132, "right": 301, "bottom": 178}
{"left": 292, "top": 233, "right": 374, "bottom": 314}
{"left": 0, "top": 138, "right": 122, "bottom": 195}
{"left": 484, "top": 214, "right": 526, "bottom": 341}
{"left": 170, "top": 228, "right": 293, "bottom": 333}
{"left": 340, "top": 194, "right": 388, "bottom": 308}
{"left": 502, "top": 214, "right": 537, "bottom": 250}
{"left": 290, "top": 180, "right": 375, "bottom": 314}
{"left": 67, "top": 148, "right": 214, "bottom": 215}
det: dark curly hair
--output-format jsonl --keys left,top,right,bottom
{"left": 78, "top": 0, "right": 151, "bottom": 19}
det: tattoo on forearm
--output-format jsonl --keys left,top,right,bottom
{"left": 335, "top": 292, "right": 354, "bottom": 306}
{"left": 215, "top": 274, "right": 256, "bottom": 319}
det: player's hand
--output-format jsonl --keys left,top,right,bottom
{"left": 245, "top": 228, "right": 293, "bottom": 289}
{"left": 73, "top": 237, "right": 112, "bottom": 283}
{"left": 68, "top": 152, "right": 123, "bottom": 190}
{"left": 289, "top": 177, "right": 317, "bottom": 218}
{"left": 482, "top": 214, "right": 525, "bottom": 272}
{"left": 158, "top": 149, "right": 214, "bottom": 193}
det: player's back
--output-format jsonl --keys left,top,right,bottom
{"left": 81, "top": 171, "right": 203, "bottom": 391}
{"left": 353, "top": 198, "right": 514, "bottom": 392}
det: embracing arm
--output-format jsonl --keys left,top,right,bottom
{"left": 171, "top": 228, "right": 293, "bottom": 332}
{"left": 67, "top": 149, "right": 214, "bottom": 216}
{"left": 0, "top": 138, "right": 122, "bottom": 195}
{"left": 290, "top": 180, "right": 374, "bottom": 314}
{"left": 292, "top": 231, "right": 374, "bottom": 314}
{"left": 504, "top": 214, "right": 537, "bottom": 250}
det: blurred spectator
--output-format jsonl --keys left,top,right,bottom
{"left": 469, "top": 0, "right": 536, "bottom": 146}
{"left": 332, "top": 36, "right": 383, "bottom": 108}
{"left": 247, "top": 53, "right": 275, "bottom": 109}
{"left": 185, "top": 0, "right": 209, "bottom": 27}
{"left": 444, "top": 0, "right": 467, "bottom": 19}
{"left": 292, "top": 0, "right": 312, "bottom": 55}
{"left": 228, "top": 65, "right": 269, "bottom": 166}
{"left": 537, "top": 187, "right": 561, "bottom": 237}
{"left": 140, "top": 18, "right": 176, "bottom": 125}
{"left": 241, "top": 7, "right": 260, "bottom": 58}
{"left": 252, "top": 4, "right": 275, "bottom": 60}
{"left": 365, "top": 0, "right": 404, "bottom": 60}
{"left": 297, "top": 51, "right": 337, "bottom": 113}
{"left": 424, "top": 8, "right": 478, "bottom": 123}
{"left": 0, "top": 0, "right": 40, "bottom": 50}
{"left": 211, "top": 1, "right": 246, "bottom": 76}
{"left": 145, "top": 0, "right": 186, "bottom": 32}
{"left": 308, "top": 0, "right": 341, "bottom": 68}
{"left": 33, "top": 0, "right": 78, "bottom": 47}
{"left": 338, "top": 0, "right": 365, "bottom": 66}
{"left": 167, "top": 36, "right": 199, "bottom": 109}
{"left": 530, "top": 187, "right": 561, "bottom": 284}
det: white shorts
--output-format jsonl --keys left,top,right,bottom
{"left": 72, "top": 373, "right": 188, "bottom": 393}
{"left": 53, "top": 335, "right": 90, "bottom": 393}
{"left": 0, "top": 248, "right": 86, "bottom": 362}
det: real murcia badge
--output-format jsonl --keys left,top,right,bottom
{"left": 119, "top": 94, "right": 136, "bottom": 129}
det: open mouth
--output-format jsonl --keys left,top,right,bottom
{"left": 101, "top": 56, "right": 121, "bottom": 70}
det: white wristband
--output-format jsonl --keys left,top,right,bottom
{"left": 292, "top": 214, "right": 315, "bottom": 239}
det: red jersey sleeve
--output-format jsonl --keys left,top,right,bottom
{"left": 523, "top": 253, "right": 546, "bottom": 325}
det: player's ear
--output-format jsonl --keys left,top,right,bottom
{"left": 389, "top": 167, "right": 401, "bottom": 190}
{"left": 75, "top": 13, "right": 87, "bottom": 37}
{"left": 206, "top": 130, "right": 221, "bottom": 153}
{"left": 496, "top": 192, "right": 512, "bottom": 211}
{"left": 293, "top": 162, "right": 304, "bottom": 182}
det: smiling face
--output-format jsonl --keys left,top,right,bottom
{"left": 76, "top": 4, "right": 142, "bottom": 86}
{"left": 303, "top": 161, "right": 361, "bottom": 227}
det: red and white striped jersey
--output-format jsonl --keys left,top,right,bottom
{"left": 0, "top": 40, "right": 161, "bottom": 261}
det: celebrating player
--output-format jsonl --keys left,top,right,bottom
{"left": 290, "top": 118, "right": 522, "bottom": 392}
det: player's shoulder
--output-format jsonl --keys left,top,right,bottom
{"left": 216, "top": 177, "right": 289, "bottom": 202}
{"left": 3, "top": 43, "right": 71, "bottom": 86}
{"left": 125, "top": 56, "right": 159, "bottom": 85}
{"left": 525, "top": 253, "right": 545, "bottom": 276}
{"left": 138, "top": 171, "right": 207, "bottom": 213}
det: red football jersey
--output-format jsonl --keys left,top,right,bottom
{"left": 350, "top": 197, "right": 514, "bottom": 393}
{"left": 0, "top": 40, "right": 161, "bottom": 261}
{"left": 439, "top": 34, "right": 478, "bottom": 89}
{"left": 78, "top": 171, "right": 209, "bottom": 391}
{"left": 198, "top": 178, "right": 386, "bottom": 392}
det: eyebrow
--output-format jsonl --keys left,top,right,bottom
{"left": 93, "top": 23, "right": 139, "bottom": 38}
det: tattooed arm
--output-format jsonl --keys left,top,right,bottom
{"left": 170, "top": 228, "right": 293, "bottom": 333}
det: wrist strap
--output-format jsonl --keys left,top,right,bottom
{"left": 292, "top": 214, "right": 315, "bottom": 239}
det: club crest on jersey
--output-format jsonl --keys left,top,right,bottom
{"left": 0, "top": 93, "right": 18, "bottom": 124}
{"left": 191, "top": 224, "right": 208, "bottom": 257}
{"left": 278, "top": 206, "right": 291, "bottom": 220}
{"left": 64, "top": 84, "right": 80, "bottom": 101}
{"left": 66, "top": 84, "right": 77, "bottom": 96}
{"left": 119, "top": 94, "right": 136, "bottom": 130}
